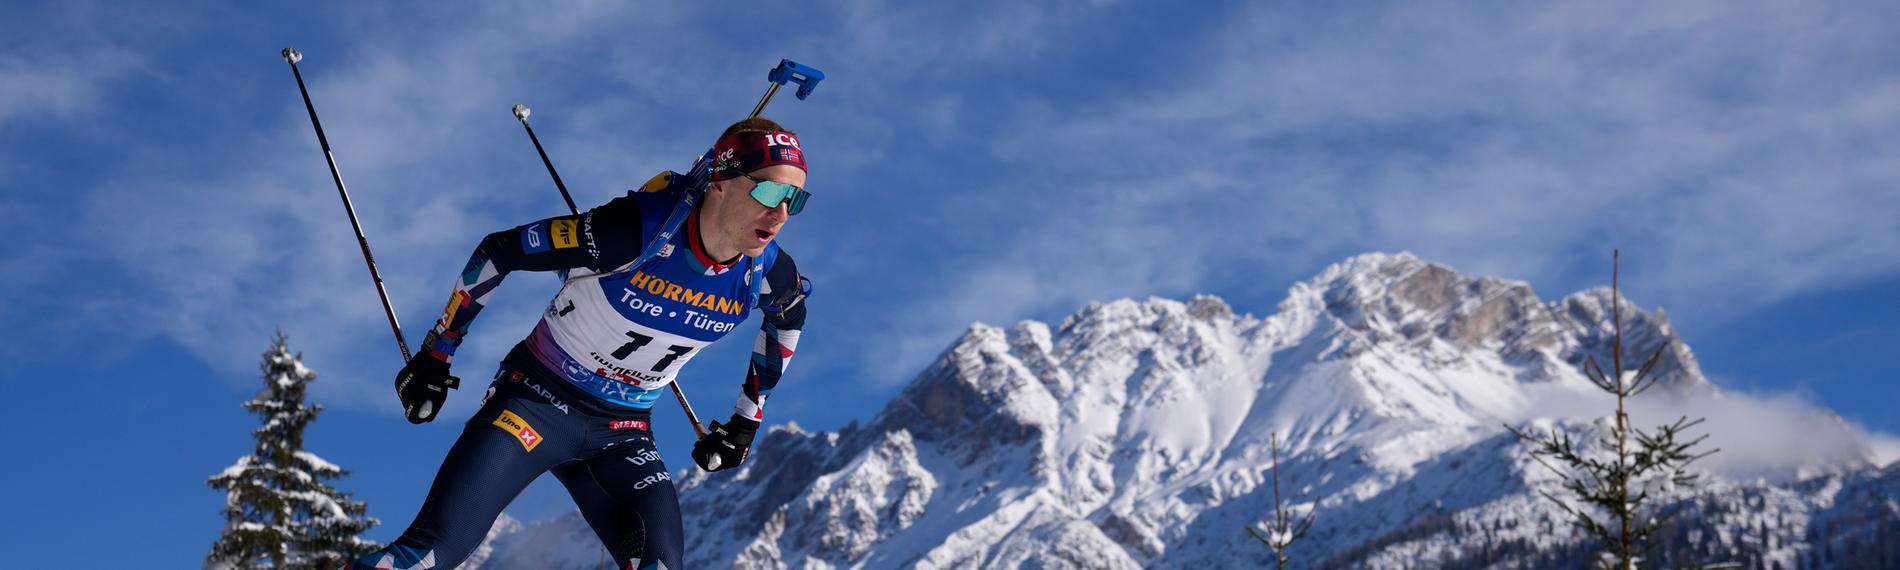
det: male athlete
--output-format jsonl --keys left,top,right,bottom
{"left": 352, "top": 117, "right": 811, "bottom": 570}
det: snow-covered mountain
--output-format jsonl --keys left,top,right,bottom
{"left": 476, "top": 252, "right": 1900, "bottom": 568}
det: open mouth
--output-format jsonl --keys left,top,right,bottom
{"left": 754, "top": 229, "right": 775, "bottom": 242}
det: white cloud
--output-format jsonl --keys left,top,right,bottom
{"left": 73, "top": 2, "right": 705, "bottom": 405}
{"left": 0, "top": 207, "right": 63, "bottom": 342}
{"left": 0, "top": 43, "right": 139, "bottom": 126}
{"left": 34, "top": 0, "right": 1900, "bottom": 421}
{"left": 84, "top": 0, "right": 1099, "bottom": 404}
{"left": 1514, "top": 382, "right": 1894, "bottom": 480}
{"left": 934, "top": 0, "right": 1900, "bottom": 342}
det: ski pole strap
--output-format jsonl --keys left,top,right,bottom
{"left": 633, "top": 187, "right": 701, "bottom": 272}
{"left": 679, "top": 149, "right": 716, "bottom": 192}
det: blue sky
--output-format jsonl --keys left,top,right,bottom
{"left": 2, "top": 0, "right": 1897, "bottom": 564}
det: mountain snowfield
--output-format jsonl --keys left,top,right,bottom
{"left": 471, "top": 252, "right": 1900, "bottom": 568}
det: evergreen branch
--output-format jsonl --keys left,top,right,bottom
{"left": 1626, "top": 345, "right": 1669, "bottom": 397}
{"left": 1584, "top": 356, "right": 1617, "bottom": 392}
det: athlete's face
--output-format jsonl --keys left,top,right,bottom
{"left": 705, "top": 164, "right": 805, "bottom": 259}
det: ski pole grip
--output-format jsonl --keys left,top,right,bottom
{"left": 768, "top": 59, "right": 826, "bottom": 100}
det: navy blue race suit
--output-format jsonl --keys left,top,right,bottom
{"left": 353, "top": 185, "right": 807, "bottom": 570}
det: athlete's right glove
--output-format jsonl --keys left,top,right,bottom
{"left": 393, "top": 352, "right": 460, "bottom": 424}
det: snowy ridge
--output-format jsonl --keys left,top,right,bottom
{"left": 463, "top": 513, "right": 615, "bottom": 569}
{"left": 480, "top": 252, "right": 1900, "bottom": 568}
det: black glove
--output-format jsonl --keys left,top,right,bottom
{"left": 692, "top": 414, "right": 760, "bottom": 472}
{"left": 393, "top": 353, "right": 460, "bottom": 424}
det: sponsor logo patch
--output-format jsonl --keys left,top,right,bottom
{"left": 582, "top": 213, "right": 600, "bottom": 259}
{"left": 620, "top": 271, "right": 746, "bottom": 316}
{"left": 497, "top": 369, "right": 572, "bottom": 414}
{"left": 521, "top": 222, "right": 550, "bottom": 253}
{"left": 491, "top": 409, "right": 543, "bottom": 451}
{"left": 630, "top": 469, "right": 671, "bottom": 490}
{"left": 551, "top": 219, "right": 579, "bottom": 249}
{"left": 609, "top": 420, "right": 648, "bottom": 431}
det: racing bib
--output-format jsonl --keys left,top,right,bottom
{"left": 525, "top": 253, "right": 764, "bottom": 408}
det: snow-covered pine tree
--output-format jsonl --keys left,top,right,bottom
{"left": 207, "top": 332, "right": 379, "bottom": 569}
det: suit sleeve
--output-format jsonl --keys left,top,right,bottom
{"left": 733, "top": 250, "right": 808, "bottom": 421}
{"left": 418, "top": 196, "right": 645, "bottom": 363}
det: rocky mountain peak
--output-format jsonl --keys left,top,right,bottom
{"left": 862, "top": 322, "right": 1058, "bottom": 466}
{"left": 1277, "top": 252, "right": 1706, "bottom": 393}
{"left": 479, "top": 252, "right": 1896, "bottom": 569}
{"left": 1288, "top": 252, "right": 1550, "bottom": 348}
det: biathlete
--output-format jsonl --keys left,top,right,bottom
{"left": 352, "top": 117, "right": 811, "bottom": 570}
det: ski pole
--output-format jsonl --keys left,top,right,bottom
{"left": 511, "top": 105, "right": 579, "bottom": 214}
{"left": 282, "top": 47, "right": 412, "bottom": 363}
{"left": 510, "top": 103, "right": 713, "bottom": 440}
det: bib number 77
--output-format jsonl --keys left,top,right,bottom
{"left": 611, "top": 331, "right": 693, "bottom": 373}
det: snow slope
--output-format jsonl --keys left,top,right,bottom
{"left": 478, "top": 252, "right": 1899, "bottom": 568}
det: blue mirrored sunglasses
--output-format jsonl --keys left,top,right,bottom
{"left": 730, "top": 167, "right": 810, "bottom": 215}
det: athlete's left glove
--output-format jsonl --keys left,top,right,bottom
{"left": 394, "top": 352, "right": 460, "bottom": 424}
{"left": 692, "top": 414, "right": 759, "bottom": 472}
